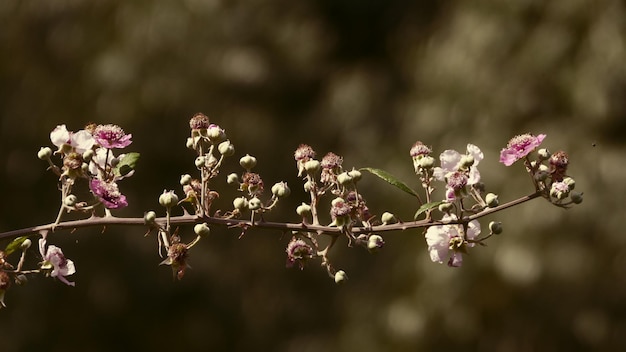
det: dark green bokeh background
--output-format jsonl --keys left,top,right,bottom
{"left": 1, "top": 0, "right": 625, "bottom": 351}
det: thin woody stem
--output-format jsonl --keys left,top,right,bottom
{"left": 0, "top": 191, "right": 543, "bottom": 241}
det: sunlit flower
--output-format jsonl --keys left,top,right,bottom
{"left": 39, "top": 239, "right": 76, "bottom": 286}
{"left": 90, "top": 179, "right": 128, "bottom": 209}
{"left": 93, "top": 124, "right": 132, "bottom": 149}
{"left": 499, "top": 133, "right": 546, "bottom": 166}
{"left": 433, "top": 144, "right": 483, "bottom": 184}
{"left": 425, "top": 214, "right": 480, "bottom": 267}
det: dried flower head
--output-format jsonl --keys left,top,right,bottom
{"left": 285, "top": 237, "right": 313, "bottom": 269}
{"left": 410, "top": 141, "right": 432, "bottom": 158}
{"left": 549, "top": 150, "right": 569, "bottom": 181}
{"left": 189, "top": 113, "right": 210, "bottom": 130}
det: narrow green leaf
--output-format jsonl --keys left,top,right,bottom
{"left": 360, "top": 167, "right": 418, "bottom": 197}
{"left": 113, "top": 152, "right": 140, "bottom": 177}
{"left": 413, "top": 201, "right": 445, "bottom": 220}
{"left": 5, "top": 236, "right": 29, "bottom": 256}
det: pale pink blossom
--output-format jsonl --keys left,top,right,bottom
{"left": 433, "top": 144, "right": 483, "bottom": 184}
{"left": 39, "top": 239, "right": 76, "bottom": 286}
{"left": 50, "top": 125, "right": 95, "bottom": 154}
{"left": 90, "top": 179, "right": 128, "bottom": 209}
{"left": 425, "top": 214, "right": 480, "bottom": 267}
{"left": 93, "top": 124, "right": 132, "bottom": 149}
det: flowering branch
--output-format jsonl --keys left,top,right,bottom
{"left": 0, "top": 113, "right": 582, "bottom": 308}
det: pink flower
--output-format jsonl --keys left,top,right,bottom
{"left": 425, "top": 214, "right": 480, "bottom": 267}
{"left": 90, "top": 179, "right": 128, "bottom": 209}
{"left": 285, "top": 237, "right": 313, "bottom": 269}
{"left": 93, "top": 124, "right": 132, "bottom": 149}
{"left": 499, "top": 133, "right": 546, "bottom": 166}
{"left": 39, "top": 239, "right": 76, "bottom": 286}
{"left": 50, "top": 125, "right": 95, "bottom": 154}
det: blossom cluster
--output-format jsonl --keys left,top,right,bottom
{"left": 0, "top": 114, "right": 583, "bottom": 309}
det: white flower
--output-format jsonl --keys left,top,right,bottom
{"left": 39, "top": 238, "right": 76, "bottom": 286}
{"left": 425, "top": 214, "right": 480, "bottom": 267}
{"left": 433, "top": 144, "right": 484, "bottom": 185}
{"left": 50, "top": 125, "right": 95, "bottom": 154}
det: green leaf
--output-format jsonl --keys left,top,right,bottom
{"left": 360, "top": 167, "right": 418, "bottom": 197}
{"left": 413, "top": 201, "right": 445, "bottom": 220}
{"left": 113, "top": 152, "right": 140, "bottom": 177}
{"left": 5, "top": 236, "right": 30, "bottom": 256}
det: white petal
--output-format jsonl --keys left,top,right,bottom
{"left": 466, "top": 144, "right": 484, "bottom": 165}
{"left": 439, "top": 150, "right": 462, "bottom": 172}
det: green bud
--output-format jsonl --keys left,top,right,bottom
{"left": 233, "top": 197, "right": 248, "bottom": 210}
{"left": 159, "top": 190, "right": 179, "bottom": 208}
{"left": 538, "top": 148, "right": 550, "bottom": 160}
{"left": 64, "top": 194, "right": 78, "bottom": 207}
{"left": 239, "top": 154, "right": 257, "bottom": 170}
{"left": 271, "top": 182, "right": 290, "bottom": 198}
{"left": 489, "top": 221, "right": 503, "bottom": 235}
{"left": 367, "top": 234, "right": 384, "bottom": 252}
{"left": 195, "top": 156, "right": 206, "bottom": 169}
{"left": 418, "top": 155, "right": 435, "bottom": 169}
{"left": 296, "top": 203, "right": 311, "bottom": 217}
{"left": 20, "top": 238, "right": 32, "bottom": 250}
{"left": 304, "top": 160, "right": 320, "bottom": 175}
{"left": 193, "top": 223, "right": 211, "bottom": 237}
{"left": 563, "top": 177, "right": 575, "bottom": 190}
{"left": 37, "top": 147, "right": 53, "bottom": 160}
{"left": 485, "top": 193, "right": 499, "bottom": 208}
{"left": 570, "top": 191, "right": 583, "bottom": 204}
{"left": 226, "top": 173, "right": 240, "bottom": 185}
{"left": 248, "top": 197, "right": 262, "bottom": 211}
{"left": 337, "top": 172, "right": 353, "bottom": 185}
{"left": 82, "top": 149, "right": 94, "bottom": 162}
{"left": 180, "top": 174, "right": 192, "bottom": 186}
{"left": 381, "top": 212, "right": 396, "bottom": 225}
{"left": 144, "top": 211, "right": 157, "bottom": 224}
{"left": 334, "top": 270, "right": 348, "bottom": 284}
{"left": 218, "top": 140, "right": 235, "bottom": 157}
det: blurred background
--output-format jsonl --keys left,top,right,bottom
{"left": 1, "top": 0, "right": 625, "bottom": 351}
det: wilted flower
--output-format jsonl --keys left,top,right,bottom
{"left": 425, "top": 214, "right": 480, "bottom": 267}
{"left": 160, "top": 242, "right": 189, "bottom": 280}
{"left": 39, "top": 239, "right": 76, "bottom": 286}
{"left": 499, "top": 133, "right": 546, "bottom": 166}
{"left": 189, "top": 112, "right": 210, "bottom": 130}
{"left": 549, "top": 150, "right": 569, "bottom": 182}
{"left": 93, "top": 124, "right": 132, "bottom": 149}
{"left": 294, "top": 144, "right": 316, "bottom": 176}
{"left": 90, "top": 179, "right": 128, "bottom": 209}
{"left": 285, "top": 237, "right": 313, "bottom": 269}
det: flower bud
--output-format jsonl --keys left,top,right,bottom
{"left": 218, "top": 140, "right": 235, "bottom": 156}
{"left": 207, "top": 124, "right": 226, "bottom": 143}
{"left": 248, "top": 197, "right": 262, "bottom": 211}
{"left": 418, "top": 155, "right": 435, "bottom": 169}
{"left": 489, "top": 221, "right": 503, "bottom": 235}
{"left": 348, "top": 168, "right": 362, "bottom": 182}
{"left": 538, "top": 148, "right": 550, "bottom": 160}
{"left": 334, "top": 270, "right": 348, "bottom": 284}
{"left": 239, "top": 154, "right": 257, "bottom": 170}
{"left": 271, "top": 182, "right": 290, "bottom": 198}
{"left": 296, "top": 203, "right": 311, "bottom": 217}
{"left": 303, "top": 180, "right": 313, "bottom": 192}
{"left": 195, "top": 156, "right": 206, "bottom": 169}
{"left": 381, "top": 212, "right": 396, "bottom": 225}
{"left": 20, "top": 239, "right": 32, "bottom": 250}
{"left": 563, "top": 177, "right": 575, "bottom": 190}
{"left": 367, "top": 235, "right": 385, "bottom": 252}
{"left": 485, "top": 193, "right": 499, "bottom": 208}
{"left": 82, "top": 149, "right": 94, "bottom": 162}
{"left": 570, "top": 191, "right": 583, "bottom": 204}
{"left": 144, "top": 211, "right": 157, "bottom": 224}
{"left": 233, "top": 196, "right": 248, "bottom": 210}
{"left": 193, "top": 223, "right": 211, "bottom": 237}
{"left": 38, "top": 147, "right": 53, "bottom": 160}
{"left": 226, "top": 173, "right": 240, "bottom": 185}
{"left": 180, "top": 174, "right": 192, "bottom": 186}
{"left": 461, "top": 155, "right": 475, "bottom": 168}
{"left": 64, "top": 194, "right": 78, "bottom": 207}
{"left": 337, "top": 172, "right": 353, "bottom": 185}
{"left": 186, "top": 137, "right": 194, "bottom": 149}
{"left": 159, "top": 190, "right": 179, "bottom": 208}
{"left": 304, "top": 160, "right": 320, "bottom": 175}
